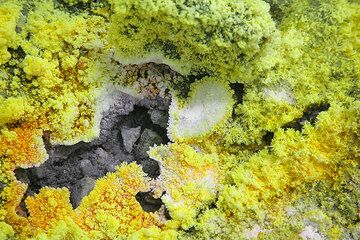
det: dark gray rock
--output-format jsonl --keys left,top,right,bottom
{"left": 139, "top": 158, "right": 161, "bottom": 178}
{"left": 80, "top": 159, "right": 94, "bottom": 176}
{"left": 70, "top": 177, "right": 95, "bottom": 208}
{"left": 32, "top": 167, "right": 49, "bottom": 179}
{"left": 148, "top": 109, "right": 168, "bottom": 128}
{"left": 47, "top": 142, "right": 88, "bottom": 161}
{"left": 101, "top": 130, "right": 123, "bottom": 156}
{"left": 94, "top": 147, "right": 111, "bottom": 164}
{"left": 134, "top": 129, "right": 163, "bottom": 159}
{"left": 14, "top": 168, "right": 30, "bottom": 184}
{"left": 105, "top": 163, "right": 117, "bottom": 173}
{"left": 114, "top": 151, "right": 134, "bottom": 163}
{"left": 121, "top": 126, "right": 141, "bottom": 153}
{"left": 135, "top": 191, "right": 163, "bottom": 212}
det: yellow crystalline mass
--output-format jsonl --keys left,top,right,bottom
{"left": 109, "top": 0, "right": 280, "bottom": 81}
{"left": 61, "top": 0, "right": 90, "bottom": 7}
{"left": 3, "top": 0, "right": 111, "bottom": 144}
{"left": 6, "top": 163, "right": 163, "bottom": 239}
{"left": 223, "top": 0, "right": 360, "bottom": 146}
{"left": 25, "top": 188, "right": 75, "bottom": 231}
{"left": 29, "top": 218, "right": 90, "bottom": 240}
{"left": 18, "top": 0, "right": 109, "bottom": 144}
{"left": 0, "top": 222, "right": 15, "bottom": 239}
{"left": 223, "top": 103, "right": 359, "bottom": 215}
{"left": 0, "top": 96, "right": 27, "bottom": 127}
{"left": 0, "top": 2, "right": 21, "bottom": 65}
{"left": 74, "top": 163, "right": 160, "bottom": 238}
{"left": 183, "top": 103, "right": 359, "bottom": 239}
{"left": 149, "top": 143, "right": 221, "bottom": 229}
{"left": 128, "top": 226, "right": 178, "bottom": 240}
{"left": 0, "top": 0, "right": 359, "bottom": 239}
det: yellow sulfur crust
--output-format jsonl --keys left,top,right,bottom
{"left": 0, "top": 0, "right": 359, "bottom": 239}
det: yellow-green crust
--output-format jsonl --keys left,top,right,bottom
{"left": 0, "top": 0, "right": 359, "bottom": 239}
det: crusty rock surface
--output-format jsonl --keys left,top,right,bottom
{"left": 15, "top": 91, "right": 170, "bottom": 210}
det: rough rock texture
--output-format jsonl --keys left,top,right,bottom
{"left": 148, "top": 109, "right": 169, "bottom": 129}
{"left": 71, "top": 177, "right": 95, "bottom": 208}
{"left": 134, "top": 129, "right": 163, "bottom": 159}
{"left": 15, "top": 92, "right": 170, "bottom": 209}
{"left": 135, "top": 191, "right": 163, "bottom": 213}
{"left": 121, "top": 126, "right": 141, "bottom": 153}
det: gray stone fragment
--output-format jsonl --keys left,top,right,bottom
{"left": 105, "top": 163, "right": 117, "bottom": 173}
{"left": 148, "top": 109, "right": 168, "bottom": 128}
{"left": 92, "top": 91, "right": 136, "bottom": 146}
{"left": 80, "top": 159, "right": 94, "bottom": 176}
{"left": 114, "top": 152, "right": 134, "bottom": 163}
{"left": 134, "top": 129, "right": 163, "bottom": 159}
{"left": 94, "top": 147, "right": 110, "bottom": 162}
{"left": 71, "top": 177, "right": 95, "bottom": 208}
{"left": 32, "top": 167, "right": 48, "bottom": 179}
{"left": 121, "top": 126, "right": 141, "bottom": 153}
{"left": 100, "top": 129, "right": 123, "bottom": 156}
{"left": 140, "top": 158, "right": 161, "bottom": 178}
{"left": 15, "top": 168, "right": 31, "bottom": 183}
{"left": 108, "top": 91, "right": 137, "bottom": 115}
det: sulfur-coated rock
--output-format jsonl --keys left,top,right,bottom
{"left": 14, "top": 94, "right": 170, "bottom": 210}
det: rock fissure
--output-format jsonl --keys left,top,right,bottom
{"left": 15, "top": 93, "right": 170, "bottom": 210}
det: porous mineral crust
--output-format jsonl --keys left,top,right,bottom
{"left": 0, "top": 0, "right": 359, "bottom": 239}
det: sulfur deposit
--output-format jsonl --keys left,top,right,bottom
{"left": 0, "top": 0, "right": 359, "bottom": 239}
